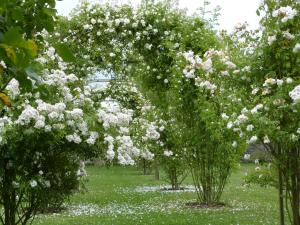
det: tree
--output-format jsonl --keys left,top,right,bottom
{"left": 242, "top": 1, "right": 300, "bottom": 224}
{"left": 0, "top": 1, "right": 104, "bottom": 222}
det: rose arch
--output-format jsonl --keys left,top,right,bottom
{"left": 54, "top": 1, "right": 244, "bottom": 206}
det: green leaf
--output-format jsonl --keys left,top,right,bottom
{"left": 19, "top": 40, "right": 38, "bottom": 57}
{"left": 15, "top": 73, "right": 33, "bottom": 92}
{"left": 54, "top": 43, "right": 76, "bottom": 62}
{"left": 46, "top": 0, "right": 57, "bottom": 8}
{"left": 43, "top": 8, "right": 57, "bottom": 17}
{"left": 0, "top": 44, "right": 17, "bottom": 63}
{"left": 43, "top": 21, "right": 55, "bottom": 32}
{"left": 0, "top": 15, "right": 4, "bottom": 25}
{"left": 3, "top": 28, "right": 22, "bottom": 45}
{"left": 36, "top": 85, "right": 51, "bottom": 99}
{"left": 256, "top": 9, "right": 260, "bottom": 16}
{"left": 25, "top": 66, "right": 40, "bottom": 83}
{"left": 0, "top": 92, "right": 12, "bottom": 108}
{"left": 11, "top": 7, "right": 24, "bottom": 21}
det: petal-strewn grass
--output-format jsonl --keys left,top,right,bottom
{"left": 34, "top": 164, "right": 280, "bottom": 225}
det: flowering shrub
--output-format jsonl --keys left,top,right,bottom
{"left": 244, "top": 162, "right": 277, "bottom": 188}
{"left": 203, "top": 1, "right": 300, "bottom": 224}
{"left": 235, "top": 1, "right": 300, "bottom": 224}
{"left": 0, "top": 36, "right": 105, "bottom": 224}
{"left": 0, "top": 1, "right": 96, "bottom": 224}
{"left": 91, "top": 77, "right": 189, "bottom": 188}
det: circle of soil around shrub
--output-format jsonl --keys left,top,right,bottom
{"left": 133, "top": 185, "right": 196, "bottom": 193}
{"left": 160, "top": 187, "right": 191, "bottom": 191}
{"left": 185, "top": 202, "right": 226, "bottom": 209}
{"left": 37, "top": 205, "right": 67, "bottom": 214}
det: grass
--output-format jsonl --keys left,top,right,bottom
{"left": 34, "top": 164, "right": 282, "bottom": 225}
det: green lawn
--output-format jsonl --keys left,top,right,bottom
{"left": 34, "top": 165, "right": 281, "bottom": 225}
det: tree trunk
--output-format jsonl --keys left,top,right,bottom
{"left": 154, "top": 161, "right": 160, "bottom": 180}
{"left": 143, "top": 159, "right": 146, "bottom": 175}
{"left": 170, "top": 168, "right": 179, "bottom": 190}
{"left": 3, "top": 166, "right": 16, "bottom": 225}
{"left": 290, "top": 148, "right": 300, "bottom": 225}
{"left": 278, "top": 164, "right": 285, "bottom": 225}
{"left": 174, "top": 169, "right": 179, "bottom": 190}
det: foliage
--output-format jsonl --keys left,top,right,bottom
{"left": 0, "top": 0, "right": 62, "bottom": 99}
{"left": 54, "top": 0, "right": 245, "bottom": 204}
{"left": 225, "top": 1, "right": 300, "bottom": 224}
{"left": 244, "top": 163, "right": 277, "bottom": 188}
{"left": 0, "top": 5, "right": 104, "bottom": 222}
{"left": 0, "top": 42, "right": 104, "bottom": 224}
{"left": 1, "top": 1, "right": 300, "bottom": 225}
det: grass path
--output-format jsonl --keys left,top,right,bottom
{"left": 34, "top": 165, "right": 281, "bottom": 225}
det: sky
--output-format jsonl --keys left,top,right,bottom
{"left": 56, "top": 0, "right": 261, "bottom": 31}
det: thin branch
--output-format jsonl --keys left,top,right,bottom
{"left": 0, "top": 213, "right": 4, "bottom": 225}
{"left": 15, "top": 191, "right": 24, "bottom": 210}
{"left": 0, "top": 71, "right": 14, "bottom": 92}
